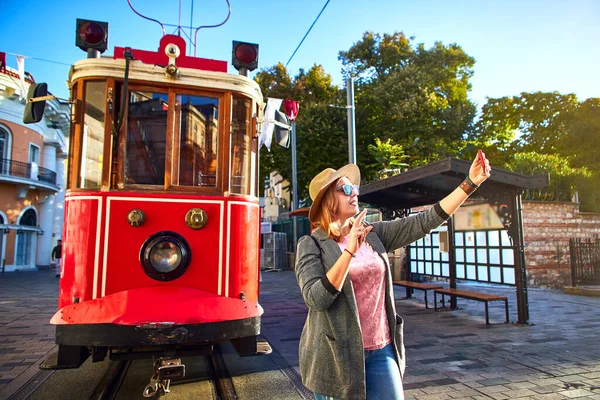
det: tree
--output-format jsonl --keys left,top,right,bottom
{"left": 506, "top": 152, "right": 591, "bottom": 202}
{"left": 475, "top": 92, "right": 579, "bottom": 158}
{"left": 339, "top": 32, "right": 477, "bottom": 169}
{"left": 367, "top": 138, "right": 409, "bottom": 180}
{"left": 561, "top": 98, "right": 600, "bottom": 171}
{"left": 475, "top": 93, "right": 599, "bottom": 211}
{"left": 256, "top": 63, "right": 345, "bottom": 204}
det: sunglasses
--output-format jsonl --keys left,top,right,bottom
{"left": 336, "top": 184, "right": 359, "bottom": 196}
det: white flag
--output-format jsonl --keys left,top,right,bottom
{"left": 15, "top": 55, "right": 26, "bottom": 101}
{"left": 258, "top": 98, "right": 283, "bottom": 151}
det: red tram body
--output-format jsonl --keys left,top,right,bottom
{"left": 29, "top": 19, "right": 270, "bottom": 383}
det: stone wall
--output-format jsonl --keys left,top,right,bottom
{"left": 522, "top": 201, "right": 600, "bottom": 288}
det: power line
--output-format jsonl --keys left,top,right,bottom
{"left": 4, "top": 52, "right": 71, "bottom": 67}
{"left": 285, "top": 0, "right": 331, "bottom": 68}
{"left": 27, "top": 57, "right": 71, "bottom": 67}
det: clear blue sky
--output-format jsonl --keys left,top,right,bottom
{"left": 2, "top": 0, "right": 599, "bottom": 109}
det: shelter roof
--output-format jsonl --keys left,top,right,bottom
{"left": 359, "top": 157, "right": 549, "bottom": 209}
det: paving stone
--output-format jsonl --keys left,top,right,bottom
{"left": 478, "top": 378, "right": 511, "bottom": 386}
{"left": 2, "top": 269, "right": 600, "bottom": 399}
{"left": 561, "top": 389, "right": 594, "bottom": 398}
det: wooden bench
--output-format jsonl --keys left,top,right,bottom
{"left": 433, "top": 288, "right": 509, "bottom": 325}
{"left": 392, "top": 280, "right": 443, "bottom": 309}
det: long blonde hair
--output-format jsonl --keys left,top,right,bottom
{"left": 312, "top": 181, "right": 343, "bottom": 242}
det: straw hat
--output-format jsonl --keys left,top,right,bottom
{"left": 308, "top": 163, "right": 361, "bottom": 223}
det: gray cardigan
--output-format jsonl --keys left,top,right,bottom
{"left": 295, "top": 204, "right": 449, "bottom": 400}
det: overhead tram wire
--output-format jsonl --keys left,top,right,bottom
{"left": 4, "top": 53, "right": 71, "bottom": 67}
{"left": 285, "top": 0, "right": 331, "bottom": 68}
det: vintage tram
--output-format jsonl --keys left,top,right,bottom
{"left": 25, "top": 14, "right": 270, "bottom": 396}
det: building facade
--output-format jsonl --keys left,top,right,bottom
{"left": 0, "top": 66, "right": 69, "bottom": 271}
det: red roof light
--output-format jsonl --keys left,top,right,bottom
{"left": 232, "top": 41, "right": 259, "bottom": 75}
{"left": 76, "top": 18, "right": 109, "bottom": 55}
{"left": 234, "top": 44, "right": 257, "bottom": 65}
{"left": 78, "top": 22, "right": 106, "bottom": 46}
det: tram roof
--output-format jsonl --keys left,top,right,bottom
{"left": 359, "top": 157, "right": 549, "bottom": 209}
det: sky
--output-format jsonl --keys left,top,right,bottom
{"left": 2, "top": 0, "right": 599, "bottom": 110}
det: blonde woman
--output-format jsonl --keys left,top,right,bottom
{"left": 295, "top": 153, "right": 490, "bottom": 400}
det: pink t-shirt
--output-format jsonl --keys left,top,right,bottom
{"left": 338, "top": 236, "right": 391, "bottom": 350}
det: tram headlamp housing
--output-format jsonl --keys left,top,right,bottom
{"left": 232, "top": 41, "right": 258, "bottom": 76}
{"left": 140, "top": 231, "right": 191, "bottom": 281}
{"left": 76, "top": 18, "right": 109, "bottom": 56}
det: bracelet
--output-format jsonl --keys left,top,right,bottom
{"left": 459, "top": 179, "right": 477, "bottom": 195}
{"left": 465, "top": 175, "right": 479, "bottom": 189}
{"left": 344, "top": 248, "right": 356, "bottom": 258}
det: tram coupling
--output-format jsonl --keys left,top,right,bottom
{"left": 143, "top": 357, "right": 185, "bottom": 397}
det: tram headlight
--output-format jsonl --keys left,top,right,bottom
{"left": 140, "top": 232, "right": 191, "bottom": 281}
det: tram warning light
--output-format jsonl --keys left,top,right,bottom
{"left": 76, "top": 19, "right": 109, "bottom": 58}
{"left": 232, "top": 41, "right": 258, "bottom": 76}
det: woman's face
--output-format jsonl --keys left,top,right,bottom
{"left": 333, "top": 177, "right": 359, "bottom": 221}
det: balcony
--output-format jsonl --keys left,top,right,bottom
{"left": 0, "top": 158, "right": 59, "bottom": 194}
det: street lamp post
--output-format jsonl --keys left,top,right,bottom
{"left": 346, "top": 77, "right": 356, "bottom": 164}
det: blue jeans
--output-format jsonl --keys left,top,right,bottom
{"left": 314, "top": 343, "right": 404, "bottom": 400}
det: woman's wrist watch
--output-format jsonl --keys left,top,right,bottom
{"left": 459, "top": 175, "right": 479, "bottom": 195}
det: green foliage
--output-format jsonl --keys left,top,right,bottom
{"left": 560, "top": 98, "right": 600, "bottom": 171}
{"left": 339, "top": 31, "right": 477, "bottom": 172}
{"left": 256, "top": 31, "right": 600, "bottom": 214}
{"left": 476, "top": 93, "right": 600, "bottom": 211}
{"left": 475, "top": 92, "right": 578, "bottom": 157}
{"left": 367, "top": 138, "right": 408, "bottom": 179}
{"left": 506, "top": 152, "right": 591, "bottom": 203}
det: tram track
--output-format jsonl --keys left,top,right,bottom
{"left": 16, "top": 340, "right": 307, "bottom": 399}
{"left": 89, "top": 344, "right": 237, "bottom": 400}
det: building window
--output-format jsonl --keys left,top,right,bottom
{"left": 16, "top": 208, "right": 37, "bottom": 267}
{"left": 0, "top": 129, "right": 7, "bottom": 160}
{"left": 29, "top": 144, "right": 40, "bottom": 164}
{"left": 0, "top": 126, "right": 11, "bottom": 174}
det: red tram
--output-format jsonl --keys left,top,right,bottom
{"left": 25, "top": 14, "right": 270, "bottom": 396}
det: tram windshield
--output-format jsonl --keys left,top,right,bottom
{"left": 74, "top": 79, "right": 257, "bottom": 196}
{"left": 79, "top": 81, "right": 107, "bottom": 188}
{"left": 126, "top": 91, "right": 169, "bottom": 185}
{"left": 175, "top": 94, "right": 219, "bottom": 187}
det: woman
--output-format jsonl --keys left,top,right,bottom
{"left": 295, "top": 153, "right": 491, "bottom": 400}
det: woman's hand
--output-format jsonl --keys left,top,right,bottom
{"left": 469, "top": 150, "right": 492, "bottom": 186}
{"left": 347, "top": 209, "right": 373, "bottom": 253}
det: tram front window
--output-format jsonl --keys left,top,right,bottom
{"left": 79, "top": 81, "right": 106, "bottom": 188}
{"left": 230, "top": 95, "right": 252, "bottom": 195}
{"left": 175, "top": 94, "right": 219, "bottom": 187}
{"left": 125, "top": 91, "right": 168, "bottom": 185}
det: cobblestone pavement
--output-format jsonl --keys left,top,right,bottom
{"left": 259, "top": 270, "right": 600, "bottom": 400}
{"left": 1, "top": 269, "right": 599, "bottom": 399}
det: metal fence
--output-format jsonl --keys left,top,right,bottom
{"left": 0, "top": 158, "right": 57, "bottom": 185}
{"left": 260, "top": 232, "right": 288, "bottom": 270}
{"left": 569, "top": 237, "right": 600, "bottom": 286}
{"left": 409, "top": 223, "right": 517, "bottom": 286}
{"left": 271, "top": 217, "right": 311, "bottom": 252}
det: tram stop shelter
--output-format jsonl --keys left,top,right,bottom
{"left": 359, "top": 157, "right": 549, "bottom": 325}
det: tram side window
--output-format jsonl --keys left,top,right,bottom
{"left": 230, "top": 95, "right": 252, "bottom": 195}
{"left": 175, "top": 94, "right": 219, "bottom": 187}
{"left": 125, "top": 91, "right": 168, "bottom": 185}
{"left": 79, "top": 81, "right": 106, "bottom": 188}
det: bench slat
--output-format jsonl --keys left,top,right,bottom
{"left": 433, "top": 288, "right": 509, "bottom": 324}
{"left": 392, "top": 280, "right": 443, "bottom": 290}
{"left": 434, "top": 288, "right": 507, "bottom": 302}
